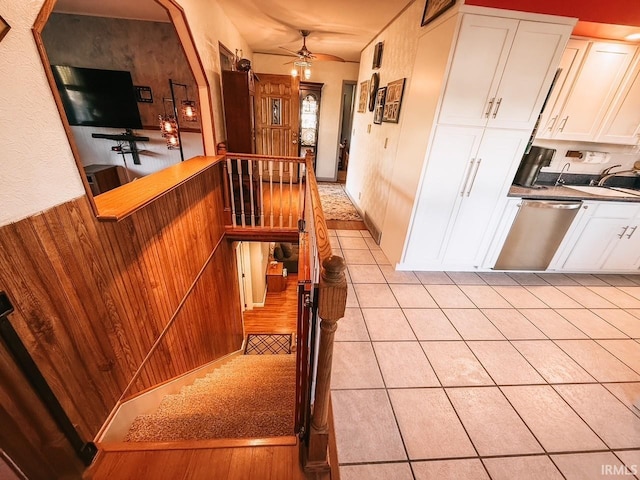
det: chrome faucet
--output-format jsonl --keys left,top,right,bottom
{"left": 555, "top": 162, "right": 571, "bottom": 186}
{"left": 595, "top": 164, "right": 623, "bottom": 186}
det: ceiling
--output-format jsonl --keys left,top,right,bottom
{"left": 52, "top": 0, "right": 640, "bottom": 61}
{"left": 53, "top": 0, "right": 414, "bottom": 62}
{"left": 213, "top": 0, "right": 413, "bottom": 62}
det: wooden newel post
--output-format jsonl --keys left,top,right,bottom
{"left": 305, "top": 255, "right": 347, "bottom": 472}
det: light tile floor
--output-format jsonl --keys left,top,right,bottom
{"left": 330, "top": 228, "right": 640, "bottom": 479}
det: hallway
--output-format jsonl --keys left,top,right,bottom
{"left": 329, "top": 228, "right": 640, "bottom": 479}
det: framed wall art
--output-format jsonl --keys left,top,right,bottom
{"left": 357, "top": 80, "right": 369, "bottom": 113}
{"left": 421, "top": 0, "right": 456, "bottom": 26}
{"left": 373, "top": 87, "right": 386, "bottom": 125}
{"left": 368, "top": 72, "right": 379, "bottom": 112}
{"left": 382, "top": 78, "right": 406, "bottom": 123}
{"left": 0, "top": 15, "right": 10, "bottom": 43}
{"left": 372, "top": 41, "right": 384, "bottom": 69}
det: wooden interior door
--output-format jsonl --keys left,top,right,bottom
{"left": 256, "top": 74, "right": 300, "bottom": 157}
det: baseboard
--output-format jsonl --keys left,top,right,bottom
{"left": 98, "top": 436, "right": 298, "bottom": 452}
{"left": 96, "top": 349, "right": 243, "bottom": 443}
{"left": 342, "top": 188, "right": 381, "bottom": 244}
{"left": 362, "top": 212, "right": 381, "bottom": 244}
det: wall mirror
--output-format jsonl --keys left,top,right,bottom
{"left": 34, "top": 0, "right": 213, "bottom": 211}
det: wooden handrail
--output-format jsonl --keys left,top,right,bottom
{"left": 302, "top": 152, "right": 347, "bottom": 473}
{"left": 226, "top": 152, "right": 307, "bottom": 163}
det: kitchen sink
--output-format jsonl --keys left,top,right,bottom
{"left": 563, "top": 185, "right": 640, "bottom": 198}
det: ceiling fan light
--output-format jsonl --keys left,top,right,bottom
{"left": 304, "top": 67, "right": 311, "bottom": 80}
{"left": 291, "top": 67, "right": 298, "bottom": 77}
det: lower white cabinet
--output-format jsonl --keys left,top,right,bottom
{"left": 558, "top": 202, "right": 640, "bottom": 272}
{"left": 403, "top": 125, "right": 529, "bottom": 269}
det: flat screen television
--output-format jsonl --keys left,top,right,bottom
{"left": 51, "top": 65, "right": 143, "bottom": 129}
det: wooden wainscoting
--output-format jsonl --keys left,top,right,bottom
{"left": 0, "top": 164, "right": 243, "bottom": 478}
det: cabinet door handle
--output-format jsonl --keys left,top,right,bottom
{"left": 618, "top": 226, "right": 630, "bottom": 239}
{"left": 466, "top": 158, "right": 482, "bottom": 197}
{"left": 547, "top": 116, "right": 558, "bottom": 131}
{"left": 485, "top": 98, "right": 495, "bottom": 118}
{"left": 460, "top": 159, "right": 475, "bottom": 197}
{"left": 492, "top": 98, "right": 502, "bottom": 119}
{"left": 626, "top": 226, "right": 638, "bottom": 239}
{"left": 558, "top": 116, "right": 569, "bottom": 132}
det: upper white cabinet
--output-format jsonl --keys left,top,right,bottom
{"left": 596, "top": 53, "right": 640, "bottom": 145}
{"left": 537, "top": 39, "right": 589, "bottom": 139}
{"left": 539, "top": 40, "right": 638, "bottom": 142}
{"left": 438, "top": 15, "right": 571, "bottom": 131}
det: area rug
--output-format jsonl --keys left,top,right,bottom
{"left": 245, "top": 333, "right": 292, "bottom": 355}
{"left": 316, "top": 183, "right": 362, "bottom": 221}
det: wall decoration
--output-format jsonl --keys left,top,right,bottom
{"left": 373, "top": 87, "right": 386, "bottom": 125}
{"left": 135, "top": 85, "right": 153, "bottom": 103}
{"left": 368, "top": 72, "right": 379, "bottom": 112}
{"left": 372, "top": 41, "right": 384, "bottom": 69}
{"left": 357, "top": 80, "right": 369, "bottom": 113}
{"left": 382, "top": 78, "right": 406, "bottom": 123}
{"left": 421, "top": 0, "right": 456, "bottom": 26}
{"left": 0, "top": 15, "right": 10, "bottom": 43}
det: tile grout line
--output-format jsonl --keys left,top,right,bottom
{"left": 333, "top": 230, "right": 640, "bottom": 476}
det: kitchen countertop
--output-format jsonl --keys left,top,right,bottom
{"left": 509, "top": 184, "right": 640, "bottom": 202}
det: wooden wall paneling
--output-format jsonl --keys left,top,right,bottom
{"left": 0, "top": 221, "right": 109, "bottom": 436}
{"left": 124, "top": 239, "right": 243, "bottom": 398}
{"left": 0, "top": 342, "right": 84, "bottom": 480}
{"left": 0, "top": 161, "right": 238, "bottom": 477}
{"left": 98, "top": 217, "right": 167, "bottom": 392}
{"left": 46, "top": 204, "right": 133, "bottom": 394}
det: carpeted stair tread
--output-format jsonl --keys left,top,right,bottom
{"left": 125, "top": 354, "right": 296, "bottom": 442}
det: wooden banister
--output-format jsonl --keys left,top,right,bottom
{"left": 303, "top": 152, "right": 347, "bottom": 473}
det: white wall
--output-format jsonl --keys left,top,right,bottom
{"left": 249, "top": 242, "right": 269, "bottom": 305}
{"left": 72, "top": 127, "right": 204, "bottom": 179}
{"left": 176, "top": 0, "right": 254, "bottom": 145}
{"left": 252, "top": 54, "right": 360, "bottom": 180}
{"left": 0, "top": 0, "right": 85, "bottom": 226}
{"left": 345, "top": 1, "right": 425, "bottom": 233}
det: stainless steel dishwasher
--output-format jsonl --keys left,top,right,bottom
{"left": 494, "top": 200, "right": 582, "bottom": 270}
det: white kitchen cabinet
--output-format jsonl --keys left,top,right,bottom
{"left": 438, "top": 14, "right": 571, "bottom": 131}
{"left": 536, "top": 39, "right": 589, "bottom": 139}
{"left": 403, "top": 125, "right": 529, "bottom": 269}
{"left": 546, "top": 41, "right": 637, "bottom": 142}
{"left": 560, "top": 202, "right": 640, "bottom": 272}
{"left": 597, "top": 52, "right": 640, "bottom": 145}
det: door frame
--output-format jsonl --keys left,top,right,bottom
{"left": 334, "top": 80, "right": 357, "bottom": 181}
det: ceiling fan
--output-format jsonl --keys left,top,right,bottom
{"left": 280, "top": 30, "right": 345, "bottom": 63}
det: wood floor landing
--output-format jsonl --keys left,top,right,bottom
{"left": 85, "top": 441, "right": 325, "bottom": 480}
{"left": 243, "top": 273, "right": 299, "bottom": 336}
